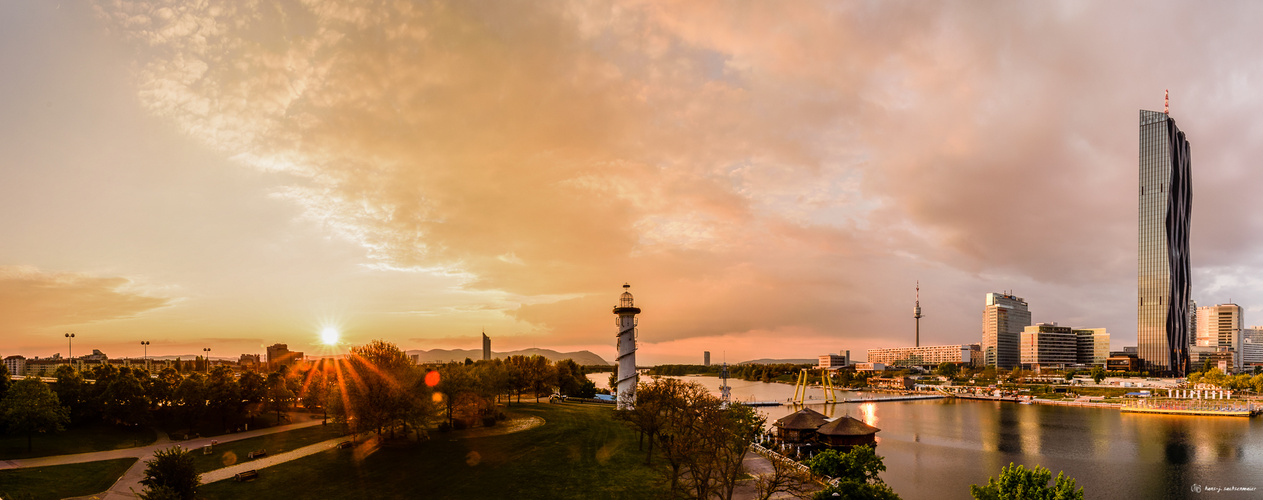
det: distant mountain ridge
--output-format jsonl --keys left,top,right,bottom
{"left": 738, "top": 358, "right": 817, "bottom": 365}
{"left": 405, "top": 348, "right": 611, "bottom": 366}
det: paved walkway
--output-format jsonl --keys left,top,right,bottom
{"left": 0, "top": 414, "right": 325, "bottom": 500}
{"left": 200, "top": 415, "right": 545, "bottom": 485}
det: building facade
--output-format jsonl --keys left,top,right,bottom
{"left": 867, "top": 345, "right": 973, "bottom": 368}
{"left": 704, "top": 351, "right": 711, "bottom": 366}
{"left": 3, "top": 355, "right": 25, "bottom": 377}
{"left": 983, "top": 292, "right": 1031, "bottom": 369}
{"left": 266, "top": 343, "right": 304, "bottom": 370}
{"left": 1194, "top": 303, "right": 1243, "bottom": 351}
{"left": 1020, "top": 323, "right": 1076, "bottom": 369}
{"left": 1073, "top": 328, "right": 1111, "bottom": 366}
{"left": 482, "top": 332, "right": 491, "bottom": 361}
{"left": 1137, "top": 108, "right": 1192, "bottom": 375}
{"left": 1243, "top": 327, "right": 1263, "bottom": 366}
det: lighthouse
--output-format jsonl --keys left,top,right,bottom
{"left": 613, "top": 283, "right": 641, "bottom": 410}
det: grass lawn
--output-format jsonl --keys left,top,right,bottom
{"left": 191, "top": 424, "right": 349, "bottom": 472}
{"left": 0, "top": 423, "right": 156, "bottom": 460}
{"left": 0, "top": 457, "right": 137, "bottom": 500}
{"left": 199, "top": 402, "right": 668, "bottom": 499}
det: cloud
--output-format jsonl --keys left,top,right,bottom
{"left": 0, "top": 266, "right": 172, "bottom": 332}
{"left": 90, "top": 0, "right": 1263, "bottom": 357}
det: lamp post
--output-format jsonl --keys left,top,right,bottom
{"left": 203, "top": 347, "right": 211, "bottom": 373}
{"left": 141, "top": 341, "right": 150, "bottom": 370}
{"left": 65, "top": 333, "right": 75, "bottom": 370}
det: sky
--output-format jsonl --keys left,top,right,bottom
{"left": 4, "top": 1, "right": 1263, "bottom": 365}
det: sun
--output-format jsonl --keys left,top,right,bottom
{"left": 320, "top": 326, "right": 340, "bottom": 346}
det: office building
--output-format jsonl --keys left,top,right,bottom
{"left": 1194, "top": 303, "right": 1243, "bottom": 354}
{"left": 482, "top": 331, "right": 491, "bottom": 361}
{"left": 819, "top": 352, "right": 850, "bottom": 370}
{"left": 1019, "top": 323, "right": 1076, "bottom": 369}
{"left": 867, "top": 345, "right": 973, "bottom": 368}
{"left": 1242, "top": 327, "right": 1263, "bottom": 366}
{"left": 704, "top": 351, "right": 711, "bottom": 366}
{"left": 982, "top": 292, "right": 1031, "bottom": 369}
{"left": 266, "top": 343, "right": 304, "bottom": 370}
{"left": 1073, "top": 328, "right": 1111, "bottom": 366}
{"left": 1137, "top": 106, "right": 1192, "bottom": 375}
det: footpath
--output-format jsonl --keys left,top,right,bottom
{"left": 0, "top": 415, "right": 324, "bottom": 500}
{"left": 5, "top": 414, "right": 545, "bottom": 499}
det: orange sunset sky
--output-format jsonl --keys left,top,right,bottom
{"left": 4, "top": 1, "right": 1263, "bottom": 364}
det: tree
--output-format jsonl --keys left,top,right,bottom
{"left": 807, "top": 445, "right": 887, "bottom": 484}
{"left": 1090, "top": 367, "right": 1106, "bottom": 384}
{"left": 139, "top": 446, "right": 200, "bottom": 500}
{"left": 174, "top": 373, "right": 206, "bottom": 431}
{"left": 755, "top": 450, "right": 817, "bottom": 500}
{"left": 970, "top": 463, "right": 1083, "bottom": 500}
{"left": 936, "top": 363, "right": 960, "bottom": 378}
{"left": 813, "top": 482, "right": 901, "bottom": 500}
{"left": 0, "top": 364, "right": 11, "bottom": 401}
{"left": 205, "top": 366, "right": 241, "bottom": 431}
{"left": 266, "top": 372, "right": 295, "bottom": 424}
{"left": 238, "top": 370, "right": 266, "bottom": 426}
{"left": 1, "top": 378, "right": 71, "bottom": 452}
{"left": 102, "top": 370, "right": 149, "bottom": 426}
{"left": 2, "top": 376, "right": 71, "bottom": 452}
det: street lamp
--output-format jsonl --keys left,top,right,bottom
{"left": 141, "top": 341, "right": 150, "bottom": 369}
{"left": 65, "top": 333, "right": 75, "bottom": 370}
{"left": 204, "top": 347, "right": 211, "bottom": 373}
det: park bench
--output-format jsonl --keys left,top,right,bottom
{"left": 234, "top": 470, "right": 259, "bottom": 482}
{"left": 247, "top": 449, "right": 267, "bottom": 459}
{"left": 337, "top": 441, "right": 353, "bottom": 449}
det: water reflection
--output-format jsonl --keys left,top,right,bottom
{"left": 597, "top": 374, "right": 1263, "bottom": 499}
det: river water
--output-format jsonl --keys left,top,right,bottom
{"left": 588, "top": 373, "right": 1263, "bottom": 499}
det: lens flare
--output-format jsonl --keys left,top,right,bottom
{"left": 321, "top": 326, "right": 340, "bottom": 345}
{"left": 425, "top": 370, "right": 441, "bottom": 387}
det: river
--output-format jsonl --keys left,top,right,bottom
{"left": 587, "top": 372, "right": 1263, "bottom": 499}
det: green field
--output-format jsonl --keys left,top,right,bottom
{"left": 0, "top": 458, "right": 137, "bottom": 500}
{"left": 191, "top": 424, "right": 348, "bottom": 472}
{"left": 0, "top": 423, "right": 156, "bottom": 460}
{"left": 198, "top": 403, "right": 669, "bottom": 499}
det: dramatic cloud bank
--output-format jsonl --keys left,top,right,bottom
{"left": 5, "top": 1, "right": 1263, "bottom": 361}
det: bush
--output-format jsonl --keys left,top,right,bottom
{"left": 437, "top": 422, "right": 452, "bottom": 433}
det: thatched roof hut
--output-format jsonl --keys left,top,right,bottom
{"left": 815, "top": 415, "right": 880, "bottom": 449}
{"left": 773, "top": 408, "right": 829, "bottom": 443}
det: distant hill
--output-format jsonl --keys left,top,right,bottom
{"left": 738, "top": 358, "right": 817, "bottom": 365}
{"left": 406, "top": 348, "right": 610, "bottom": 366}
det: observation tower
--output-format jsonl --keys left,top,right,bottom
{"left": 613, "top": 283, "right": 641, "bottom": 410}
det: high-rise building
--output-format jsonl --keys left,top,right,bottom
{"left": 1242, "top": 327, "right": 1263, "bottom": 366}
{"left": 1194, "top": 303, "right": 1243, "bottom": 369}
{"left": 266, "top": 343, "right": 304, "bottom": 370}
{"left": 1072, "top": 328, "right": 1111, "bottom": 366}
{"left": 1020, "top": 323, "right": 1076, "bottom": 369}
{"left": 982, "top": 292, "right": 1031, "bottom": 369}
{"left": 482, "top": 331, "right": 491, "bottom": 361}
{"left": 704, "top": 351, "right": 710, "bottom": 366}
{"left": 1138, "top": 106, "right": 1192, "bottom": 375}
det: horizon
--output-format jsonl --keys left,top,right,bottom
{"left": 5, "top": 2, "right": 1263, "bottom": 364}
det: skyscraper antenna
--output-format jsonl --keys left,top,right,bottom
{"left": 1165, "top": 89, "right": 1169, "bottom": 115}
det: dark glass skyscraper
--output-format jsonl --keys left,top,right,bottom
{"left": 1138, "top": 109, "right": 1192, "bottom": 375}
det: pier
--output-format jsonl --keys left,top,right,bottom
{"left": 1120, "top": 399, "right": 1261, "bottom": 417}
{"left": 736, "top": 394, "right": 945, "bottom": 407}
